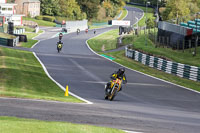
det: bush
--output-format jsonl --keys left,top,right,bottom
{"left": 35, "top": 16, "right": 43, "bottom": 20}
{"left": 55, "top": 16, "right": 68, "bottom": 22}
{"left": 42, "top": 16, "right": 55, "bottom": 22}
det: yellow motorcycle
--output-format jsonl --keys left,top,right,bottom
{"left": 57, "top": 42, "right": 63, "bottom": 53}
{"left": 105, "top": 78, "right": 122, "bottom": 101}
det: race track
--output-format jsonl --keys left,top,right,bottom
{"left": 0, "top": 6, "right": 200, "bottom": 133}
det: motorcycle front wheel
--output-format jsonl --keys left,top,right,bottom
{"left": 104, "top": 95, "right": 108, "bottom": 100}
{"left": 108, "top": 88, "right": 117, "bottom": 101}
{"left": 57, "top": 48, "right": 60, "bottom": 53}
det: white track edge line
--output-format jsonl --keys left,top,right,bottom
{"left": 122, "top": 8, "right": 129, "bottom": 20}
{"left": 0, "top": 97, "right": 88, "bottom": 105}
{"left": 123, "top": 130, "right": 143, "bottom": 133}
{"left": 33, "top": 52, "right": 93, "bottom": 104}
{"left": 31, "top": 28, "right": 93, "bottom": 104}
{"left": 85, "top": 13, "right": 200, "bottom": 95}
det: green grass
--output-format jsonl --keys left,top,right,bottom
{"left": 21, "top": 30, "right": 43, "bottom": 48}
{"left": 89, "top": 25, "right": 110, "bottom": 30}
{"left": 0, "top": 47, "right": 82, "bottom": 103}
{"left": 118, "top": 8, "right": 128, "bottom": 20}
{"left": 88, "top": 29, "right": 119, "bottom": 52}
{"left": 0, "top": 32, "right": 17, "bottom": 39}
{"left": 127, "top": 4, "right": 155, "bottom": 27}
{"left": 87, "top": 29, "right": 200, "bottom": 92}
{"left": 0, "top": 116, "right": 125, "bottom": 133}
{"left": 123, "top": 34, "right": 200, "bottom": 67}
{"left": 104, "top": 51, "right": 200, "bottom": 92}
{"left": 15, "top": 26, "right": 35, "bottom": 32}
{"left": 23, "top": 17, "right": 56, "bottom": 27}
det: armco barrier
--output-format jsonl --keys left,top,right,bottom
{"left": 0, "top": 38, "right": 7, "bottom": 46}
{"left": 125, "top": 47, "right": 200, "bottom": 82}
{"left": 0, "top": 36, "right": 19, "bottom": 47}
{"left": 7, "top": 36, "right": 19, "bottom": 47}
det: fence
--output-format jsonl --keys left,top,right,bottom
{"left": 125, "top": 47, "right": 200, "bottom": 82}
{"left": 0, "top": 38, "right": 7, "bottom": 46}
{"left": 65, "top": 20, "right": 88, "bottom": 33}
{"left": 13, "top": 28, "right": 25, "bottom": 34}
{"left": 92, "top": 22, "right": 108, "bottom": 26}
{"left": 0, "top": 36, "right": 19, "bottom": 47}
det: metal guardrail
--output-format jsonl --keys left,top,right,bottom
{"left": 0, "top": 36, "right": 19, "bottom": 47}
{"left": 125, "top": 47, "right": 200, "bottom": 82}
{"left": 0, "top": 38, "right": 7, "bottom": 46}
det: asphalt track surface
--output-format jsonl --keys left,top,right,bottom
{"left": 1, "top": 6, "right": 200, "bottom": 133}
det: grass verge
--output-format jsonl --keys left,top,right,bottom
{"left": 23, "top": 17, "right": 56, "bottom": 27}
{"left": 87, "top": 30, "right": 200, "bottom": 92}
{"left": 118, "top": 8, "right": 128, "bottom": 20}
{"left": 104, "top": 51, "right": 200, "bottom": 92}
{"left": 0, "top": 32, "right": 17, "bottom": 39}
{"left": 123, "top": 34, "right": 200, "bottom": 67}
{"left": 127, "top": 4, "right": 155, "bottom": 27}
{"left": 0, "top": 116, "right": 125, "bottom": 133}
{"left": 20, "top": 30, "right": 43, "bottom": 48}
{"left": 0, "top": 47, "right": 82, "bottom": 103}
{"left": 88, "top": 29, "right": 119, "bottom": 52}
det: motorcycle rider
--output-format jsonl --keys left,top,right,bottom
{"left": 77, "top": 28, "right": 80, "bottom": 35}
{"left": 56, "top": 40, "right": 63, "bottom": 52}
{"left": 105, "top": 67, "right": 127, "bottom": 94}
{"left": 85, "top": 28, "right": 88, "bottom": 34}
{"left": 59, "top": 33, "right": 63, "bottom": 41}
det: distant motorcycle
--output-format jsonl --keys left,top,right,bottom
{"left": 105, "top": 78, "right": 122, "bottom": 101}
{"left": 77, "top": 28, "right": 80, "bottom": 35}
{"left": 85, "top": 29, "right": 88, "bottom": 34}
{"left": 57, "top": 42, "right": 63, "bottom": 53}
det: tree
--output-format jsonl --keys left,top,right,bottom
{"left": 147, "top": 18, "right": 155, "bottom": 28}
{"left": 7, "top": 0, "right": 15, "bottom": 3}
{"left": 59, "top": 0, "right": 86, "bottom": 20}
{"left": 78, "top": 0, "right": 100, "bottom": 20}
{"left": 103, "top": 0, "right": 113, "bottom": 17}
{"left": 102, "top": 0, "right": 127, "bottom": 17}
{"left": 40, "top": 0, "right": 61, "bottom": 16}
{"left": 188, "top": 0, "right": 199, "bottom": 14}
{"left": 162, "top": 0, "right": 190, "bottom": 22}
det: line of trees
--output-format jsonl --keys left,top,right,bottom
{"left": 129, "top": 0, "right": 166, "bottom": 7}
{"left": 40, "top": 0, "right": 129, "bottom": 20}
{"left": 130, "top": 0, "right": 200, "bottom": 22}
{"left": 161, "top": 0, "right": 200, "bottom": 21}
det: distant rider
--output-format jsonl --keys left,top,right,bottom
{"left": 59, "top": 33, "right": 63, "bottom": 41}
{"left": 57, "top": 40, "right": 63, "bottom": 51}
{"left": 85, "top": 29, "right": 88, "bottom": 34}
{"left": 77, "top": 28, "right": 80, "bottom": 35}
{"left": 105, "top": 67, "right": 127, "bottom": 93}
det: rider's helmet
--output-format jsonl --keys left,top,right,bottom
{"left": 118, "top": 67, "right": 125, "bottom": 75}
{"left": 59, "top": 33, "right": 63, "bottom": 40}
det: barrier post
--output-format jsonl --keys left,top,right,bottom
{"left": 65, "top": 85, "right": 69, "bottom": 96}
